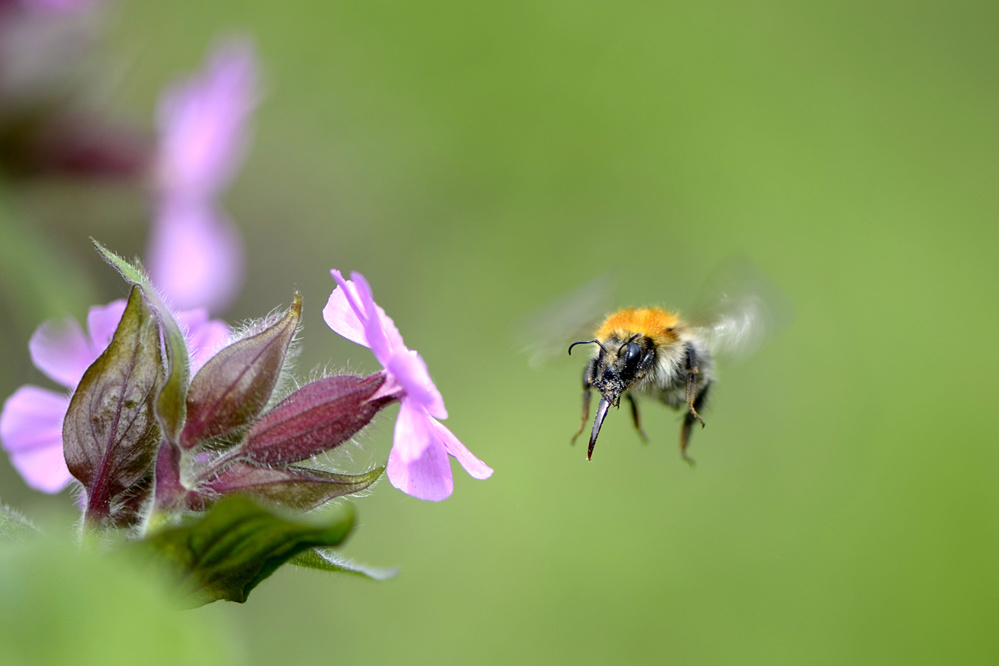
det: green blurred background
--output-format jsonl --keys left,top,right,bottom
{"left": 2, "top": 0, "right": 998, "bottom": 663}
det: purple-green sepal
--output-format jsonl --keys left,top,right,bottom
{"left": 179, "top": 294, "right": 301, "bottom": 449}
{"left": 63, "top": 287, "right": 163, "bottom": 527}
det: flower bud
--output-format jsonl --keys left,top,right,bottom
{"left": 179, "top": 294, "right": 300, "bottom": 449}
{"left": 197, "top": 461, "right": 384, "bottom": 512}
{"left": 242, "top": 373, "right": 393, "bottom": 466}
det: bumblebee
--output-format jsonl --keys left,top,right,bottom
{"left": 569, "top": 307, "right": 713, "bottom": 463}
{"left": 520, "top": 263, "right": 784, "bottom": 463}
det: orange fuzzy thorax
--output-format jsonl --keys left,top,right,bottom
{"left": 596, "top": 307, "right": 679, "bottom": 344}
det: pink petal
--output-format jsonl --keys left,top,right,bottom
{"left": 28, "top": 316, "right": 92, "bottom": 388}
{"left": 348, "top": 272, "right": 392, "bottom": 365}
{"left": 174, "top": 306, "right": 208, "bottom": 330}
{"left": 156, "top": 39, "right": 258, "bottom": 200}
{"left": 85, "top": 300, "right": 127, "bottom": 355}
{"left": 349, "top": 271, "right": 406, "bottom": 364}
{"left": 385, "top": 349, "right": 446, "bottom": 419}
{"left": 392, "top": 400, "right": 434, "bottom": 464}
{"left": 327, "top": 270, "right": 446, "bottom": 417}
{"left": 387, "top": 432, "right": 453, "bottom": 502}
{"left": 327, "top": 270, "right": 411, "bottom": 364}
{"left": 323, "top": 275, "right": 370, "bottom": 348}
{"left": 431, "top": 418, "right": 493, "bottom": 480}
{"left": 0, "top": 385, "right": 67, "bottom": 452}
{"left": 147, "top": 201, "right": 244, "bottom": 312}
{"left": 0, "top": 385, "right": 73, "bottom": 493}
{"left": 8, "top": 443, "right": 74, "bottom": 493}
{"left": 325, "top": 271, "right": 408, "bottom": 360}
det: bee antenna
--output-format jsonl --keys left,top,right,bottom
{"left": 618, "top": 334, "right": 640, "bottom": 354}
{"left": 568, "top": 339, "right": 607, "bottom": 356}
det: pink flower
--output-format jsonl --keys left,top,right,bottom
{"left": 323, "top": 270, "right": 492, "bottom": 501}
{"left": 0, "top": 300, "right": 228, "bottom": 493}
{"left": 148, "top": 39, "right": 259, "bottom": 312}
{"left": 18, "top": 0, "right": 97, "bottom": 14}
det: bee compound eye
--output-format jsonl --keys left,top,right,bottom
{"left": 624, "top": 341, "right": 642, "bottom": 366}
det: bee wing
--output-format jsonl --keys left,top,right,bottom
{"left": 514, "top": 273, "right": 617, "bottom": 368}
{"left": 688, "top": 259, "right": 792, "bottom": 360}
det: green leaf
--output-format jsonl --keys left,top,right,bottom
{"left": 63, "top": 286, "right": 163, "bottom": 527}
{"left": 291, "top": 548, "right": 398, "bottom": 581}
{"left": 179, "top": 293, "right": 301, "bottom": 449}
{"left": 132, "top": 496, "right": 355, "bottom": 606}
{"left": 91, "top": 240, "right": 190, "bottom": 443}
{"left": 0, "top": 503, "right": 36, "bottom": 543}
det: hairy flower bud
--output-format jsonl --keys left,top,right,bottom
{"left": 197, "top": 461, "right": 384, "bottom": 512}
{"left": 179, "top": 294, "right": 300, "bottom": 449}
{"left": 242, "top": 374, "right": 393, "bottom": 466}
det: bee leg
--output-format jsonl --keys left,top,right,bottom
{"left": 680, "top": 381, "right": 711, "bottom": 466}
{"left": 571, "top": 388, "right": 592, "bottom": 445}
{"left": 571, "top": 358, "right": 598, "bottom": 445}
{"left": 684, "top": 345, "right": 707, "bottom": 428}
{"left": 684, "top": 376, "right": 706, "bottom": 429}
{"left": 625, "top": 393, "right": 649, "bottom": 443}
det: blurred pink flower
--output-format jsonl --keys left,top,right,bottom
{"left": 0, "top": 0, "right": 98, "bottom": 106}
{"left": 0, "top": 0, "right": 152, "bottom": 180}
{"left": 148, "top": 39, "right": 259, "bottom": 313}
{"left": 18, "top": 0, "right": 97, "bottom": 14}
{"left": 323, "top": 270, "right": 492, "bottom": 501}
{"left": 0, "top": 300, "right": 229, "bottom": 493}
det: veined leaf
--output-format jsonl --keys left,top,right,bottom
{"left": 132, "top": 496, "right": 355, "bottom": 606}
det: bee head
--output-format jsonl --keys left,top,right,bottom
{"left": 568, "top": 334, "right": 658, "bottom": 459}
{"left": 569, "top": 335, "right": 657, "bottom": 406}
